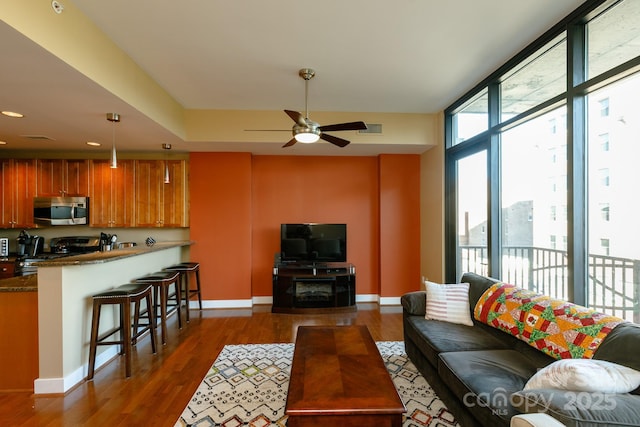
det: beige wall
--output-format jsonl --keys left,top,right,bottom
{"left": 420, "top": 112, "right": 445, "bottom": 283}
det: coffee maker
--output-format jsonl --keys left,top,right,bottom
{"left": 16, "top": 230, "right": 44, "bottom": 257}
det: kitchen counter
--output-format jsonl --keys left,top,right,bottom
{"left": 0, "top": 274, "right": 37, "bottom": 292}
{"left": 34, "top": 240, "right": 193, "bottom": 266}
{"left": 32, "top": 240, "right": 192, "bottom": 394}
{"left": 0, "top": 241, "right": 192, "bottom": 293}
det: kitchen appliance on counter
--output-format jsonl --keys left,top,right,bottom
{"left": 14, "top": 235, "right": 102, "bottom": 276}
{"left": 0, "top": 237, "right": 9, "bottom": 259}
{"left": 16, "top": 230, "right": 44, "bottom": 257}
{"left": 33, "top": 196, "right": 89, "bottom": 226}
{"left": 50, "top": 236, "right": 101, "bottom": 254}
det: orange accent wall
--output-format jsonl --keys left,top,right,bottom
{"left": 189, "top": 153, "right": 252, "bottom": 300}
{"left": 189, "top": 152, "right": 420, "bottom": 302}
{"left": 251, "top": 156, "right": 380, "bottom": 297}
{"left": 379, "top": 154, "right": 421, "bottom": 297}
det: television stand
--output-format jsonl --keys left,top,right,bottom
{"left": 271, "top": 262, "right": 356, "bottom": 314}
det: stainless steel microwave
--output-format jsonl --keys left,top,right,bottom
{"left": 33, "top": 197, "right": 89, "bottom": 226}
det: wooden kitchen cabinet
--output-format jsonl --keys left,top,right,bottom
{"left": 0, "top": 159, "right": 37, "bottom": 229}
{"left": 134, "top": 159, "right": 189, "bottom": 227}
{"left": 0, "top": 259, "right": 16, "bottom": 279}
{"left": 89, "top": 159, "right": 136, "bottom": 227}
{"left": 36, "top": 159, "right": 89, "bottom": 196}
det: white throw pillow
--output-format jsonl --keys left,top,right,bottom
{"left": 524, "top": 359, "right": 640, "bottom": 393}
{"left": 424, "top": 281, "right": 473, "bottom": 326}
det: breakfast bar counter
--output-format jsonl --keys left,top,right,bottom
{"left": 34, "top": 241, "right": 192, "bottom": 267}
{"left": 34, "top": 240, "right": 193, "bottom": 394}
{"left": 0, "top": 274, "right": 37, "bottom": 292}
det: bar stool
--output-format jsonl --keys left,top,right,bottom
{"left": 134, "top": 270, "right": 182, "bottom": 345}
{"left": 87, "top": 282, "right": 156, "bottom": 380}
{"left": 164, "top": 262, "right": 202, "bottom": 322}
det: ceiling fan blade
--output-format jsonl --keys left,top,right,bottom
{"left": 320, "top": 133, "right": 350, "bottom": 148}
{"left": 319, "top": 121, "right": 367, "bottom": 132}
{"left": 282, "top": 138, "right": 297, "bottom": 148}
{"left": 284, "top": 110, "right": 306, "bottom": 126}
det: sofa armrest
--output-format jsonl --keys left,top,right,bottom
{"left": 401, "top": 291, "right": 426, "bottom": 316}
{"left": 511, "top": 414, "right": 565, "bottom": 427}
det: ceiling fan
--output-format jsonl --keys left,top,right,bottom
{"left": 282, "top": 68, "right": 367, "bottom": 148}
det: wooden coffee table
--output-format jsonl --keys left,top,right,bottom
{"left": 286, "top": 325, "right": 405, "bottom": 426}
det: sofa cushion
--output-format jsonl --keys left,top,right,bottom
{"left": 401, "top": 291, "right": 427, "bottom": 316}
{"left": 438, "top": 350, "right": 542, "bottom": 426}
{"left": 524, "top": 359, "right": 640, "bottom": 394}
{"left": 594, "top": 322, "right": 640, "bottom": 372}
{"left": 511, "top": 389, "right": 640, "bottom": 427}
{"left": 461, "top": 272, "right": 501, "bottom": 308}
{"left": 404, "top": 315, "right": 511, "bottom": 367}
{"left": 424, "top": 281, "right": 473, "bottom": 326}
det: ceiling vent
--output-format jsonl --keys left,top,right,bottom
{"left": 358, "top": 124, "right": 382, "bottom": 134}
{"left": 21, "top": 135, "right": 56, "bottom": 141}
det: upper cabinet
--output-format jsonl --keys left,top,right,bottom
{"left": 89, "top": 159, "right": 136, "bottom": 228}
{"left": 0, "top": 159, "right": 37, "bottom": 229}
{"left": 134, "top": 159, "right": 189, "bottom": 228}
{"left": 1, "top": 157, "right": 188, "bottom": 229}
{"left": 36, "top": 159, "right": 89, "bottom": 197}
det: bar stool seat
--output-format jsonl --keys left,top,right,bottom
{"left": 134, "top": 270, "right": 182, "bottom": 345}
{"left": 164, "top": 262, "right": 202, "bottom": 323}
{"left": 88, "top": 282, "right": 156, "bottom": 380}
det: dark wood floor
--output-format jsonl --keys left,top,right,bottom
{"left": 0, "top": 303, "right": 404, "bottom": 426}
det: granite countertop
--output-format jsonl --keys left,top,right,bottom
{"left": 0, "top": 241, "right": 193, "bottom": 292}
{"left": 33, "top": 240, "right": 193, "bottom": 267}
{"left": 0, "top": 274, "right": 37, "bottom": 292}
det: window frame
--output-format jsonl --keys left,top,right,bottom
{"left": 444, "top": 0, "right": 640, "bottom": 313}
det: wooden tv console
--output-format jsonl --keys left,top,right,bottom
{"left": 271, "top": 262, "right": 356, "bottom": 313}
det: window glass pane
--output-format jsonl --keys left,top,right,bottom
{"left": 452, "top": 89, "right": 488, "bottom": 145}
{"left": 501, "top": 107, "right": 568, "bottom": 299}
{"left": 587, "top": 72, "right": 640, "bottom": 322}
{"left": 587, "top": 0, "right": 640, "bottom": 80}
{"left": 457, "top": 151, "right": 488, "bottom": 278}
{"left": 501, "top": 34, "right": 566, "bottom": 122}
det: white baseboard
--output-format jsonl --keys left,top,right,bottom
{"left": 35, "top": 346, "right": 118, "bottom": 395}
{"left": 189, "top": 294, "right": 401, "bottom": 309}
{"left": 356, "top": 294, "right": 379, "bottom": 303}
{"left": 252, "top": 296, "right": 272, "bottom": 305}
{"left": 197, "top": 299, "right": 253, "bottom": 309}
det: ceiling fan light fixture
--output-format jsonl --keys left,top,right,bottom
{"left": 294, "top": 129, "right": 320, "bottom": 143}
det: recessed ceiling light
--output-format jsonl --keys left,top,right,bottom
{"left": 1, "top": 111, "right": 24, "bottom": 118}
{"left": 0, "top": 141, "right": 7, "bottom": 145}
{"left": 86, "top": 141, "right": 101, "bottom": 147}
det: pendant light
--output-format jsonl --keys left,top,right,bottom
{"left": 162, "top": 143, "right": 172, "bottom": 184}
{"left": 106, "top": 113, "right": 120, "bottom": 168}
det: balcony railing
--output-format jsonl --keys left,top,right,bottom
{"left": 460, "top": 245, "right": 640, "bottom": 323}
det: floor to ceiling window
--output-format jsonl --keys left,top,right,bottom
{"left": 445, "top": 0, "right": 640, "bottom": 322}
{"left": 501, "top": 107, "right": 568, "bottom": 300}
{"left": 456, "top": 151, "right": 488, "bottom": 276}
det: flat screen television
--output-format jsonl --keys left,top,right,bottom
{"left": 280, "top": 223, "right": 347, "bottom": 263}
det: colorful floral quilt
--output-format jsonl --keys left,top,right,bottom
{"left": 474, "top": 282, "right": 625, "bottom": 360}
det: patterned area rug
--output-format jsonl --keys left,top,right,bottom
{"left": 175, "top": 341, "right": 459, "bottom": 427}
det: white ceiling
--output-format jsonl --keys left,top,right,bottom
{"left": 0, "top": 0, "right": 585, "bottom": 155}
